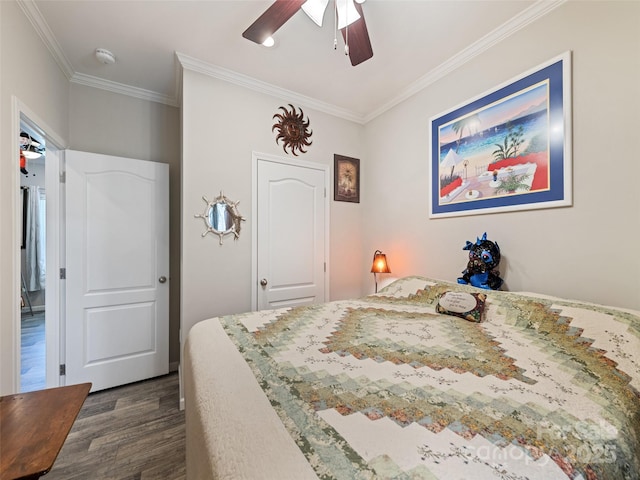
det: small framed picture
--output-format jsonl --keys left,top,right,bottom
{"left": 334, "top": 155, "right": 360, "bottom": 203}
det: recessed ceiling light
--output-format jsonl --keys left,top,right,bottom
{"left": 262, "top": 36, "right": 275, "bottom": 48}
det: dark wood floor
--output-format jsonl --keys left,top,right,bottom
{"left": 21, "top": 310, "right": 46, "bottom": 392}
{"left": 46, "top": 373, "right": 185, "bottom": 480}
{"left": 20, "top": 312, "right": 185, "bottom": 478}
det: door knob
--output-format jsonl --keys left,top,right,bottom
{"left": 260, "top": 278, "right": 268, "bottom": 287}
{"left": 159, "top": 276, "right": 167, "bottom": 284}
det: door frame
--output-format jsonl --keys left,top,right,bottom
{"left": 251, "top": 151, "right": 330, "bottom": 311}
{"left": 12, "top": 96, "right": 66, "bottom": 391}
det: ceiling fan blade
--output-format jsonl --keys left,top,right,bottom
{"left": 341, "top": 1, "right": 373, "bottom": 66}
{"left": 242, "top": 0, "right": 306, "bottom": 45}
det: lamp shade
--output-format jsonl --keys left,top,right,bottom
{"left": 335, "top": 0, "right": 361, "bottom": 29}
{"left": 22, "top": 145, "right": 42, "bottom": 160}
{"left": 302, "top": 0, "right": 360, "bottom": 28}
{"left": 301, "top": 0, "right": 330, "bottom": 26}
{"left": 371, "top": 250, "right": 391, "bottom": 274}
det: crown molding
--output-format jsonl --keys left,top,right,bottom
{"left": 363, "top": 0, "right": 566, "bottom": 123}
{"left": 70, "top": 73, "right": 179, "bottom": 107}
{"left": 17, "top": 0, "right": 74, "bottom": 80}
{"left": 175, "top": 52, "right": 366, "bottom": 124}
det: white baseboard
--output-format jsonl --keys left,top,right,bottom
{"left": 178, "top": 363, "right": 185, "bottom": 411}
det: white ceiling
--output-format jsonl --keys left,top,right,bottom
{"left": 25, "top": 0, "right": 561, "bottom": 123}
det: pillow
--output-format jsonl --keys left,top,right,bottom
{"left": 436, "top": 291, "right": 487, "bottom": 323}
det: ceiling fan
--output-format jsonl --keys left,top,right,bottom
{"left": 242, "top": 0, "right": 373, "bottom": 66}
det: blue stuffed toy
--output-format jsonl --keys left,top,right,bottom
{"left": 457, "top": 232, "right": 503, "bottom": 290}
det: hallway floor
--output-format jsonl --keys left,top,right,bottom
{"left": 21, "top": 310, "right": 46, "bottom": 392}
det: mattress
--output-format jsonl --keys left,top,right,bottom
{"left": 184, "top": 276, "right": 640, "bottom": 479}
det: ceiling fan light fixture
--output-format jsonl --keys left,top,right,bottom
{"left": 301, "top": 0, "right": 330, "bottom": 26}
{"left": 336, "top": 0, "right": 360, "bottom": 29}
{"left": 22, "top": 146, "right": 42, "bottom": 160}
{"left": 262, "top": 36, "right": 275, "bottom": 47}
{"left": 243, "top": 0, "right": 372, "bottom": 66}
{"left": 19, "top": 132, "right": 44, "bottom": 159}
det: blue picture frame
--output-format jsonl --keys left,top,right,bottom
{"left": 429, "top": 52, "right": 572, "bottom": 218}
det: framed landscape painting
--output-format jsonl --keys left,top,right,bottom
{"left": 429, "top": 52, "right": 572, "bottom": 218}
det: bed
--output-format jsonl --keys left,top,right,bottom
{"left": 184, "top": 276, "right": 640, "bottom": 479}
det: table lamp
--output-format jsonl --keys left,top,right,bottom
{"left": 371, "top": 250, "right": 391, "bottom": 293}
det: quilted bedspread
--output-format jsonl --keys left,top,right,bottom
{"left": 214, "top": 277, "right": 640, "bottom": 480}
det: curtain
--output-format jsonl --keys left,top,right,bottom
{"left": 24, "top": 186, "right": 46, "bottom": 291}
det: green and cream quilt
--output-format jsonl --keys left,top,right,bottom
{"left": 189, "top": 276, "right": 640, "bottom": 480}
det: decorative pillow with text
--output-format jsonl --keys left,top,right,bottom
{"left": 436, "top": 291, "right": 487, "bottom": 323}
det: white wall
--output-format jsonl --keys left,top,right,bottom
{"left": 362, "top": 1, "right": 640, "bottom": 309}
{"left": 0, "top": 0, "right": 70, "bottom": 394}
{"left": 180, "top": 69, "right": 364, "bottom": 366}
{"left": 69, "top": 84, "right": 179, "bottom": 164}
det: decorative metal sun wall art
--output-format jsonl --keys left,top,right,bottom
{"left": 272, "top": 104, "right": 312, "bottom": 156}
{"left": 194, "top": 192, "right": 245, "bottom": 245}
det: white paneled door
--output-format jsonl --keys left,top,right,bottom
{"left": 255, "top": 154, "right": 329, "bottom": 310}
{"left": 65, "top": 151, "right": 169, "bottom": 392}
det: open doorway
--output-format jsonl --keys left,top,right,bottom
{"left": 19, "top": 119, "right": 47, "bottom": 392}
{"left": 14, "top": 101, "right": 63, "bottom": 394}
